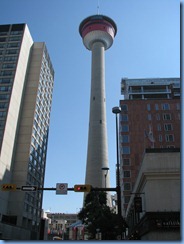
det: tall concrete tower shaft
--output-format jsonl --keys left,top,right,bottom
{"left": 79, "top": 15, "right": 117, "bottom": 190}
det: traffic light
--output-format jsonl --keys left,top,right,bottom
{"left": 1, "top": 184, "right": 17, "bottom": 191}
{"left": 134, "top": 196, "right": 142, "bottom": 212}
{"left": 74, "top": 184, "right": 91, "bottom": 192}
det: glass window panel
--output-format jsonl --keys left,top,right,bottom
{"left": 162, "top": 103, "right": 170, "bottom": 110}
{"left": 121, "top": 104, "right": 128, "bottom": 111}
{"left": 124, "top": 183, "right": 131, "bottom": 191}
{"left": 163, "top": 113, "right": 171, "bottom": 120}
{"left": 121, "top": 125, "right": 129, "bottom": 132}
{"left": 124, "top": 171, "right": 130, "bottom": 178}
{"left": 164, "top": 124, "right": 173, "bottom": 131}
{"left": 121, "top": 135, "right": 129, "bottom": 143}
{"left": 123, "top": 158, "right": 130, "bottom": 166}
{"left": 122, "top": 146, "right": 130, "bottom": 154}
{"left": 147, "top": 104, "right": 151, "bottom": 111}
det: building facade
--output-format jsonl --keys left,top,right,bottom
{"left": 0, "top": 24, "right": 54, "bottom": 240}
{"left": 119, "top": 78, "right": 180, "bottom": 216}
{"left": 125, "top": 148, "right": 180, "bottom": 240}
{"left": 47, "top": 213, "right": 78, "bottom": 240}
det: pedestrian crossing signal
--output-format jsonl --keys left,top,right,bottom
{"left": 74, "top": 184, "right": 91, "bottom": 192}
{"left": 1, "top": 184, "right": 16, "bottom": 191}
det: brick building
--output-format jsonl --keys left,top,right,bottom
{"left": 119, "top": 78, "right": 180, "bottom": 215}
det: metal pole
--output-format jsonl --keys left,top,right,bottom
{"left": 112, "top": 106, "right": 122, "bottom": 219}
{"left": 104, "top": 174, "right": 107, "bottom": 188}
{"left": 115, "top": 113, "right": 122, "bottom": 218}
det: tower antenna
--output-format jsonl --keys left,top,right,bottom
{"left": 97, "top": 0, "right": 100, "bottom": 15}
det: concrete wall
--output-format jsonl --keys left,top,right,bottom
{"left": 8, "top": 43, "right": 44, "bottom": 226}
{"left": 125, "top": 150, "right": 180, "bottom": 240}
{"left": 126, "top": 150, "right": 180, "bottom": 215}
{"left": 0, "top": 222, "right": 31, "bottom": 240}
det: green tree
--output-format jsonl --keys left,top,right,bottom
{"left": 77, "top": 191, "right": 127, "bottom": 240}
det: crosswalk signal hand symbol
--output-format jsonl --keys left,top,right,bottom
{"left": 1, "top": 184, "right": 16, "bottom": 191}
{"left": 74, "top": 184, "right": 91, "bottom": 192}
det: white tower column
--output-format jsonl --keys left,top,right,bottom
{"left": 79, "top": 15, "right": 117, "bottom": 206}
{"left": 86, "top": 41, "right": 109, "bottom": 188}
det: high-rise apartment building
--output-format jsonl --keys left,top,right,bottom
{"left": 0, "top": 24, "right": 54, "bottom": 240}
{"left": 119, "top": 78, "right": 180, "bottom": 215}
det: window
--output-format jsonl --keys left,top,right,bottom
{"left": 157, "top": 124, "right": 161, "bottom": 131}
{"left": 10, "top": 30, "right": 23, "bottom": 35}
{"left": 158, "top": 135, "right": 162, "bottom": 142}
{"left": 2, "top": 63, "right": 16, "bottom": 69}
{"left": 123, "top": 158, "right": 130, "bottom": 166}
{"left": 0, "top": 120, "right": 5, "bottom": 127}
{"left": 121, "top": 135, "right": 129, "bottom": 143}
{"left": 0, "top": 31, "right": 8, "bottom": 36}
{"left": 9, "top": 36, "right": 21, "bottom": 41}
{"left": 147, "top": 104, "right": 151, "bottom": 111}
{"left": 0, "top": 37, "right": 6, "bottom": 42}
{"left": 6, "top": 49, "right": 18, "bottom": 55}
{"left": 0, "top": 102, "right": 8, "bottom": 109}
{"left": 163, "top": 113, "right": 171, "bottom": 120}
{"left": 7, "top": 42, "right": 19, "bottom": 48}
{"left": 124, "top": 171, "right": 130, "bottom": 178}
{"left": 155, "top": 104, "right": 159, "bottom": 110}
{"left": 162, "top": 103, "right": 170, "bottom": 110}
{"left": 0, "top": 78, "right": 12, "bottom": 84}
{"left": 121, "top": 114, "right": 128, "bottom": 121}
{"left": 176, "top": 103, "right": 180, "bottom": 110}
{"left": 165, "top": 134, "right": 174, "bottom": 142}
{"left": 122, "top": 146, "right": 130, "bottom": 154}
{"left": 4, "top": 56, "right": 17, "bottom": 62}
{"left": 121, "top": 104, "right": 128, "bottom": 111}
{"left": 167, "top": 145, "right": 175, "bottom": 148}
{"left": 0, "top": 111, "right": 6, "bottom": 117}
{"left": 148, "top": 114, "right": 152, "bottom": 120}
{"left": 0, "top": 70, "right": 13, "bottom": 76}
{"left": 0, "top": 94, "right": 10, "bottom": 100}
{"left": 121, "top": 125, "right": 129, "bottom": 132}
{"left": 124, "top": 183, "right": 131, "bottom": 191}
{"left": 0, "top": 86, "right": 11, "bottom": 92}
{"left": 0, "top": 43, "right": 5, "bottom": 49}
{"left": 156, "top": 114, "right": 160, "bottom": 120}
{"left": 164, "top": 124, "right": 173, "bottom": 131}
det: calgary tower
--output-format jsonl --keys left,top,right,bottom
{"left": 79, "top": 14, "right": 117, "bottom": 202}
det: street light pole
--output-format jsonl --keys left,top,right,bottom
{"left": 112, "top": 106, "right": 122, "bottom": 218}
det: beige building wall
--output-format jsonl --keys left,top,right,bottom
{"left": 8, "top": 43, "right": 45, "bottom": 224}
{"left": 125, "top": 150, "right": 180, "bottom": 240}
{"left": 127, "top": 151, "right": 180, "bottom": 214}
{"left": 0, "top": 25, "right": 33, "bottom": 214}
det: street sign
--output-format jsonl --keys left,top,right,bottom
{"left": 56, "top": 183, "right": 68, "bottom": 195}
{"left": 21, "top": 186, "right": 37, "bottom": 191}
{"left": 1, "top": 184, "right": 16, "bottom": 191}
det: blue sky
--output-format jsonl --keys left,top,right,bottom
{"left": 0, "top": 0, "right": 180, "bottom": 214}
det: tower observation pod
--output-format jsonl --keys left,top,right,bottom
{"left": 79, "top": 15, "right": 117, "bottom": 205}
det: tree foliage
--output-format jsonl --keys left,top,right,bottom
{"left": 77, "top": 191, "right": 127, "bottom": 240}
